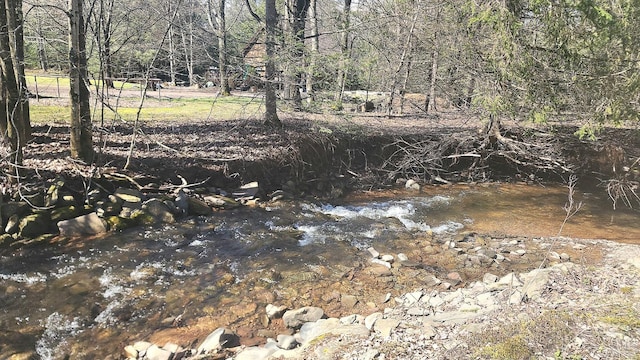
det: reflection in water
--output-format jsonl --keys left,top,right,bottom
{"left": 0, "top": 183, "right": 639, "bottom": 358}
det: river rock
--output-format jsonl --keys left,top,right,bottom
{"left": 521, "top": 268, "right": 552, "bottom": 301}
{"left": 57, "top": 212, "right": 107, "bottom": 237}
{"left": 174, "top": 190, "right": 189, "bottom": 215}
{"left": 233, "top": 181, "right": 260, "bottom": 200}
{"left": 276, "top": 334, "right": 298, "bottom": 350}
{"left": 186, "top": 197, "right": 213, "bottom": 216}
{"left": 145, "top": 344, "right": 172, "bottom": 360}
{"left": 371, "top": 258, "right": 391, "bottom": 268}
{"left": 282, "top": 306, "right": 325, "bottom": 329}
{"left": 0, "top": 233, "right": 14, "bottom": 246}
{"left": 266, "top": 304, "right": 287, "bottom": 319}
{"left": 295, "top": 318, "right": 370, "bottom": 344}
{"left": 203, "top": 195, "right": 239, "bottom": 209}
{"left": 142, "top": 198, "right": 175, "bottom": 223}
{"left": 114, "top": 187, "right": 144, "bottom": 204}
{"left": 483, "top": 273, "right": 499, "bottom": 284}
{"left": 341, "top": 294, "right": 358, "bottom": 308}
{"left": 367, "top": 247, "right": 380, "bottom": 258}
{"left": 18, "top": 213, "right": 50, "bottom": 238}
{"left": 234, "top": 346, "right": 277, "bottom": 360}
{"left": 364, "top": 312, "right": 382, "bottom": 330}
{"left": 50, "top": 205, "right": 81, "bottom": 222}
{"left": 44, "top": 179, "right": 65, "bottom": 207}
{"left": 374, "top": 318, "right": 400, "bottom": 337}
{"left": 381, "top": 254, "right": 394, "bottom": 263}
{"left": 197, "top": 327, "right": 240, "bottom": 354}
{"left": 123, "top": 345, "right": 137, "bottom": 359}
{"left": 405, "top": 179, "right": 420, "bottom": 191}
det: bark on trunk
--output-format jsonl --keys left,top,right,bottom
{"left": 264, "top": 0, "right": 281, "bottom": 127}
{"left": 217, "top": 0, "right": 230, "bottom": 95}
{"left": 69, "top": 0, "right": 93, "bottom": 162}
{"left": 335, "top": 0, "right": 351, "bottom": 103}
{"left": 305, "top": 0, "right": 318, "bottom": 104}
{"left": 0, "top": 0, "right": 30, "bottom": 179}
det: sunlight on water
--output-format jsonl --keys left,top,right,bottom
{"left": 35, "top": 312, "right": 83, "bottom": 360}
{"left": 0, "top": 272, "right": 48, "bottom": 284}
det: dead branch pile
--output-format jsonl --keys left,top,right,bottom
{"left": 378, "top": 128, "right": 575, "bottom": 183}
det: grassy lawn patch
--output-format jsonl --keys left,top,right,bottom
{"left": 29, "top": 96, "right": 263, "bottom": 123}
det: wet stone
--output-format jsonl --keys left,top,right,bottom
{"left": 282, "top": 306, "right": 325, "bottom": 329}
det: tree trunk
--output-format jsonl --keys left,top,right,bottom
{"left": 0, "top": 0, "right": 30, "bottom": 180}
{"left": 264, "top": 0, "right": 281, "bottom": 127}
{"left": 167, "top": 1, "right": 176, "bottom": 86}
{"left": 69, "top": 0, "right": 93, "bottom": 162}
{"left": 426, "top": 49, "right": 438, "bottom": 112}
{"left": 305, "top": 0, "right": 318, "bottom": 104}
{"left": 335, "top": 0, "right": 351, "bottom": 103}
{"left": 283, "top": 0, "right": 308, "bottom": 110}
{"left": 206, "top": 0, "right": 230, "bottom": 95}
{"left": 6, "top": 0, "right": 30, "bottom": 141}
{"left": 179, "top": 13, "right": 195, "bottom": 86}
{"left": 100, "top": 0, "right": 115, "bottom": 88}
{"left": 217, "top": 0, "right": 230, "bottom": 95}
{"left": 386, "top": 11, "right": 418, "bottom": 116}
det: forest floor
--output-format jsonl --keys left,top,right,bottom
{"left": 18, "top": 101, "right": 640, "bottom": 203}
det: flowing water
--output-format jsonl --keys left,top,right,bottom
{"left": 1, "top": 183, "right": 639, "bottom": 359}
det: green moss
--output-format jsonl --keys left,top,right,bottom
{"left": 105, "top": 216, "right": 134, "bottom": 231}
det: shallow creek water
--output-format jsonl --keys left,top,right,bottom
{"left": 1, "top": 183, "right": 639, "bottom": 359}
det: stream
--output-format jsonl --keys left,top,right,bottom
{"left": 1, "top": 183, "right": 639, "bottom": 359}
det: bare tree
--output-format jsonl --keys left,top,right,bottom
{"left": 282, "top": 0, "right": 309, "bottom": 110}
{"left": 335, "top": 0, "right": 351, "bottom": 103}
{"left": 0, "top": 0, "right": 31, "bottom": 180}
{"left": 305, "top": 0, "right": 318, "bottom": 103}
{"left": 206, "top": 0, "right": 231, "bottom": 95}
{"left": 69, "top": 0, "right": 93, "bottom": 162}
{"left": 264, "top": 0, "right": 280, "bottom": 127}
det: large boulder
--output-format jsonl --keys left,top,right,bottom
{"left": 57, "top": 213, "right": 107, "bottom": 237}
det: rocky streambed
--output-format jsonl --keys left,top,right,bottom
{"left": 121, "top": 235, "right": 640, "bottom": 360}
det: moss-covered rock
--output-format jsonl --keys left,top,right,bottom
{"left": 0, "top": 233, "right": 15, "bottom": 246}
{"left": 105, "top": 216, "right": 135, "bottom": 231}
{"left": 130, "top": 210, "right": 157, "bottom": 226}
{"left": 18, "top": 213, "right": 51, "bottom": 238}
{"left": 51, "top": 205, "right": 82, "bottom": 222}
